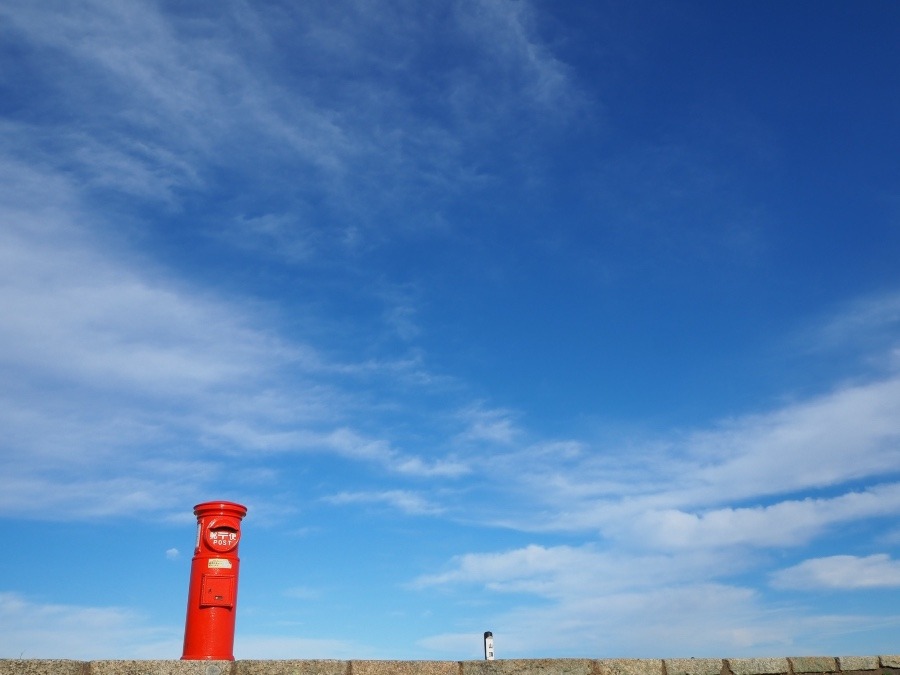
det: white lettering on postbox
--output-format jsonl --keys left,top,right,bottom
{"left": 209, "top": 530, "right": 237, "bottom": 545}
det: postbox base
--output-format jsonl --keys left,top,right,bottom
{"left": 181, "top": 655, "right": 235, "bottom": 661}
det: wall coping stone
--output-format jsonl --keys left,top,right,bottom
{"left": 596, "top": 658, "right": 664, "bottom": 675}
{"left": 727, "top": 658, "right": 789, "bottom": 675}
{"left": 664, "top": 659, "right": 724, "bottom": 675}
{"left": 790, "top": 659, "right": 837, "bottom": 674}
{"left": 235, "top": 660, "right": 348, "bottom": 675}
{"left": 462, "top": 659, "right": 594, "bottom": 675}
{"left": 353, "top": 662, "right": 459, "bottom": 675}
{"left": 837, "top": 658, "right": 879, "bottom": 672}
{"left": 0, "top": 661, "right": 86, "bottom": 675}
{"left": 88, "top": 661, "right": 236, "bottom": 675}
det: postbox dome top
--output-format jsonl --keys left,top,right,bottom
{"left": 193, "top": 500, "right": 248, "bottom": 519}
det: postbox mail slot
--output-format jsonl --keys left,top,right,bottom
{"left": 206, "top": 517, "right": 241, "bottom": 552}
{"left": 200, "top": 574, "right": 235, "bottom": 608}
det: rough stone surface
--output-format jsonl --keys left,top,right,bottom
{"left": 789, "top": 659, "right": 836, "bottom": 674}
{"left": 352, "top": 662, "right": 459, "bottom": 675}
{"left": 236, "top": 661, "right": 348, "bottom": 675}
{"left": 837, "top": 657, "right": 879, "bottom": 671}
{"left": 664, "top": 659, "right": 724, "bottom": 675}
{"left": 89, "top": 661, "right": 235, "bottom": 675}
{"left": 727, "top": 659, "right": 788, "bottom": 675}
{"left": 0, "top": 661, "right": 85, "bottom": 675}
{"left": 463, "top": 659, "right": 593, "bottom": 675}
{"left": 596, "top": 658, "right": 664, "bottom": 675}
{"left": 2, "top": 658, "right": 899, "bottom": 675}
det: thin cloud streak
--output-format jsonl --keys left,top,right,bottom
{"left": 0, "top": 592, "right": 176, "bottom": 660}
{"left": 0, "top": 0, "right": 582, "bottom": 245}
{"left": 0, "top": 160, "right": 470, "bottom": 519}
{"left": 771, "top": 554, "right": 900, "bottom": 590}
{"left": 632, "top": 483, "right": 900, "bottom": 550}
{"left": 413, "top": 547, "right": 802, "bottom": 656}
{"left": 475, "top": 369, "right": 900, "bottom": 546}
{"left": 410, "top": 341, "right": 900, "bottom": 654}
{"left": 412, "top": 542, "right": 899, "bottom": 656}
{"left": 325, "top": 489, "right": 445, "bottom": 516}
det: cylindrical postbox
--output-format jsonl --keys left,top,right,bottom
{"left": 181, "top": 500, "right": 247, "bottom": 660}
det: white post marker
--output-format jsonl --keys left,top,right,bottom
{"left": 484, "top": 631, "right": 494, "bottom": 660}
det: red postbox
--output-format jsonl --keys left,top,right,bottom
{"left": 181, "top": 500, "right": 247, "bottom": 661}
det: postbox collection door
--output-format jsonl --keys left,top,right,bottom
{"left": 200, "top": 574, "right": 235, "bottom": 608}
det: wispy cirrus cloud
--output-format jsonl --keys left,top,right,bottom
{"left": 325, "top": 489, "right": 445, "bottom": 516}
{"left": 0, "top": 158, "right": 469, "bottom": 518}
{"left": 411, "top": 544, "right": 829, "bottom": 656}
{"left": 413, "top": 540, "right": 900, "bottom": 656}
{"left": 456, "top": 404, "right": 522, "bottom": 445}
{"left": 411, "top": 544, "right": 734, "bottom": 596}
{"left": 473, "top": 366, "right": 900, "bottom": 545}
{"left": 805, "top": 291, "right": 900, "bottom": 353}
{"left": 0, "top": 592, "right": 177, "bottom": 659}
{"left": 201, "top": 422, "right": 469, "bottom": 478}
{"left": 0, "top": 0, "right": 583, "bottom": 251}
{"left": 410, "top": 298, "right": 900, "bottom": 655}
{"left": 771, "top": 554, "right": 900, "bottom": 590}
{"left": 632, "top": 483, "right": 900, "bottom": 550}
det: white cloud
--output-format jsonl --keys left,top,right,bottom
{"left": 413, "top": 544, "right": 599, "bottom": 592}
{"left": 410, "top": 544, "right": 825, "bottom": 657}
{"left": 456, "top": 405, "right": 521, "bottom": 445}
{"left": 0, "top": 0, "right": 582, "bottom": 245}
{"left": 451, "top": 0, "right": 578, "bottom": 110}
{"left": 325, "top": 490, "right": 445, "bottom": 516}
{"left": 394, "top": 456, "right": 471, "bottom": 478}
{"left": 631, "top": 483, "right": 900, "bottom": 550}
{"left": 807, "top": 291, "right": 900, "bottom": 354}
{"left": 407, "top": 355, "right": 900, "bottom": 654}
{"left": 0, "top": 161, "right": 465, "bottom": 519}
{"left": 481, "top": 583, "right": 792, "bottom": 657}
{"left": 473, "top": 369, "right": 900, "bottom": 551}
{"left": 0, "top": 592, "right": 177, "bottom": 659}
{"left": 0, "top": 176, "right": 296, "bottom": 400}
{"left": 194, "top": 421, "right": 469, "bottom": 478}
{"left": 0, "top": 180, "right": 281, "bottom": 517}
{"left": 683, "top": 376, "right": 900, "bottom": 504}
{"left": 771, "top": 554, "right": 900, "bottom": 590}
{"left": 0, "top": 472, "right": 212, "bottom": 521}
{"left": 411, "top": 544, "right": 751, "bottom": 600}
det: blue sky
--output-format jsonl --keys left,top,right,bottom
{"left": 2, "top": 0, "right": 900, "bottom": 661}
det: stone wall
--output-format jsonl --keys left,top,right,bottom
{"left": 1, "top": 657, "right": 898, "bottom": 675}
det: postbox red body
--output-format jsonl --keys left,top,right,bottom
{"left": 182, "top": 501, "right": 247, "bottom": 661}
